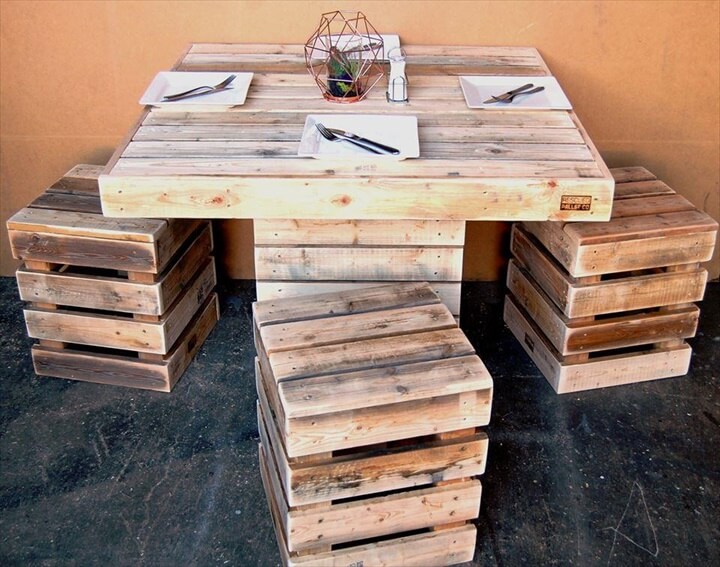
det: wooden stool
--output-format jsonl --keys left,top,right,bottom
{"left": 7, "top": 164, "right": 220, "bottom": 392}
{"left": 253, "top": 282, "right": 493, "bottom": 566}
{"left": 504, "top": 166, "right": 718, "bottom": 393}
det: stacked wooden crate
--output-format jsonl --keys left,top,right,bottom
{"left": 7, "top": 164, "right": 219, "bottom": 392}
{"left": 253, "top": 282, "right": 493, "bottom": 566}
{"left": 254, "top": 220, "right": 464, "bottom": 318}
{"left": 504, "top": 166, "right": 718, "bottom": 394}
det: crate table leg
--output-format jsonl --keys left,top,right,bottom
{"left": 289, "top": 452, "right": 334, "bottom": 557}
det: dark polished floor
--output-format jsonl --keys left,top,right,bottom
{"left": 1, "top": 277, "right": 718, "bottom": 566}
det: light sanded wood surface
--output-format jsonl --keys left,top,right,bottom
{"left": 99, "top": 44, "right": 614, "bottom": 221}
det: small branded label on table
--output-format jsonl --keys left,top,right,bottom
{"left": 560, "top": 195, "right": 593, "bottom": 211}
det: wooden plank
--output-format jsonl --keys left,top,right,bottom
{"left": 609, "top": 166, "right": 657, "bottom": 184}
{"left": 8, "top": 229, "right": 159, "bottom": 272}
{"left": 261, "top": 303, "right": 457, "bottom": 354}
{"left": 155, "top": 219, "right": 205, "bottom": 274}
{"left": 268, "top": 328, "right": 476, "bottom": 383}
{"left": 564, "top": 269, "right": 709, "bottom": 318}
{"left": 133, "top": 123, "right": 584, "bottom": 144}
{"left": 253, "top": 281, "right": 441, "bottom": 327}
{"left": 123, "top": 139, "right": 594, "bottom": 161}
{"left": 98, "top": 174, "right": 614, "bottom": 222}
{"left": 29, "top": 191, "right": 104, "bottom": 214}
{"left": 283, "top": 389, "right": 490, "bottom": 457}
{"left": 254, "top": 247, "right": 464, "bottom": 281}
{"left": 141, "top": 108, "right": 578, "bottom": 128}
{"left": 31, "top": 293, "right": 219, "bottom": 392}
{"left": 511, "top": 226, "right": 710, "bottom": 316}
{"left": 257, "top": 350, "right": 490, "bottom": 458}
{"left": 565, "top": 209, "right": 719, "bottom": 245}
{"left": 255, "top": 281, "right": 461, "bottom": 317}
{"left": 156, "top": 223, "right": 214, "bottom": 311}
{"left": 571, "top": 231, "right": 718, "bottom": 276}
{"left": 254, "top": 219, "right": 466, "bottom": 246}
{"left": 6, "top": 207, "right": 165, "bottom": 242}
{"left": 16, "top": 267, "right": 165, "bottom": 315}
{"left": 260, "top": 409, "right": 481, "bottom": 552}
{"left": 609, "top": 194, "right": 697, "bottom": 219}
{"left": 15, "top": 225, "right": 212, "bottom": 315}
{"left": 507, "top": 261, "right": 700, "bottom": 354}
{"left": 279, "top": 355, "right": 492, "bottom": 418}
{"left": 259, "top": 441, "right": 477, "bottom": 567}
{"left": 613, "top": 179, "right": 675, "bottom": 200}
{"left": 286, "top": 478, "right": 481, "bottom": 552}
{"left": 258, "top": 398, "right": 488, "bottom": 506}
{"left": 108, "top": 156, "right": 603, "bottom": 180}
{"left": 504, "top": 295, "right": 692, "bottom": 394}
{"left": 510, "top": 226, "right": 573, "bottom": 312}
{"left": 23, "top": 259, "right": 216, "bottom": 354}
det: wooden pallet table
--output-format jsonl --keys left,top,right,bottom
{"left": 253, "top": 282, "right": 493, "bottom": 566}
{"left": 7, "top": 165, "right": 220, "bottom": 392}
{"left": 98, "top": 43, "right": 615, "bottom": 315}
{"left": 504, "top": 166, "right": 718, "bottom": 393}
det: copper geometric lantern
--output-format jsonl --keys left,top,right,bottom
{"left": 304, "top": 11, "right": 384, "bottom": 103}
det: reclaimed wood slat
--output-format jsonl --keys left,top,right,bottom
{"left": 261, "top": 303, "right": 456, "bottom": 354}
{"left": 279, "top": 354, "right": 492, "bottom": 418}
{"left": 257, "top": 397, "right": 487, "bottom": 506}
{"left": 255, "top": 281, "right": 461, "bottom": 316}
{"left": 254, "top": 219, "right": 465, "bottom": 246}
{"left": 31, "top": 294, "right": 219, "bottom": 392}
{"left": 23, "top": 259, "right": 216, "bottom": 354}
{"left": 259, "top": 442, "right": 477, "bottom": 567}
{"left": 504, "top": 296, "right": 692, "bottom": 394}
{"left": 255, "top": 247, "right": 463, "bottom": 281}
{"left": 268, "top": 328, "right": 475, "bottom": 383}
{"left": 109, "top": 157, "right": 604, "bottom": 179}
{"left": 507, "top": 261, "right": 700, "bottom": 355}
{"left": 253, "top": 281, "right": 441, "bottom": 327}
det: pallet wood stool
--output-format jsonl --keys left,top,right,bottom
{"left": 504, "top": 166, "right": 718, "bottom": 394}
{"left": 253, "top": 282, "right": 494, "bottom": 566}
{"left": 7, "top": 164, "right": 220, "bottom": 392}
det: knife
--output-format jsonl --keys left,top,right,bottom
{"left": 326, "top": 127, "right": 401, "bottom": 155}
{"left": 483, "top": 83, "right": 535, "bottom": 104}
{"left": 162, "top": 87, "right": 234, "bottom": 102}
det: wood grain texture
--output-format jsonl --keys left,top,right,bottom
{"left": 258, "top": 395, "right": 488, "bottom": 506}
{"left": 31, "top": 293, "right": 219, "bottom": 392}
{"left": 254, "top": 282, "right": 493, "bottom": 457}
{"left": 99, "top": 44, "right": 615, "bottom": 222}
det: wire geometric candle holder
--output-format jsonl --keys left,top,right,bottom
{"left": 304, "top": 11, "right": 384, "bottom": 103}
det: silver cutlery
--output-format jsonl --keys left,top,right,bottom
{"left": 162, "top": 74, "right": 237, "bottom": 101}
{"left": 484, "top": 83, "right": 544, "bottom": 104}
{"left": 316, "top": 123, "right": 400, "bottom": 155}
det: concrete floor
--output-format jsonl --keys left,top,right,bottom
{"left": 0, "top": 277, "right": 718, "bottom": 566}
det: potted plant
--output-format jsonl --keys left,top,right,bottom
{"left": 304, "top": 11, "right": 384, "bottom": 103}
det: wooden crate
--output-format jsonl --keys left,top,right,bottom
{"left": 254, "top": 219, "right": 464, "bottom": 317}
{"left": 253, "top": 282, "right": 493, "bottom": 566}
{"left": 7, "top": 164, "right": 220, "bottom": 392}
{"left": 504, "top": 167, "right": 718, "bottom": 394}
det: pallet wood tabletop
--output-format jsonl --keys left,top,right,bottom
{"left": 99, "top": 44, "right": 614, "bottom": 221}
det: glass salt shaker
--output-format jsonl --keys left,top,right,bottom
{"left": 386, "top": 47, "right": 408, "bottom": 103}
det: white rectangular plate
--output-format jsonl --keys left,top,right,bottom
{"left": 298, "top": 114, "right": 419, "bottom": 160}
{"left": 139, "top": 71, "right": 254, "bottom": 107}
{"left": 459, "top": 75, "right": 572, "bottom": 110}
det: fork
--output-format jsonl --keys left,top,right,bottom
{"left": 316, "top": 123, "right": 398, "bottom": 155}
{"left": 498, "top": 85, "right": 545, "bottom": 103}
{"left": 162, "top": 74, "right": 237, "bottom": 101}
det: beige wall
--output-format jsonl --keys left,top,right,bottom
{"left": 2, "top": 0, "right": 718, "bottom": 280}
